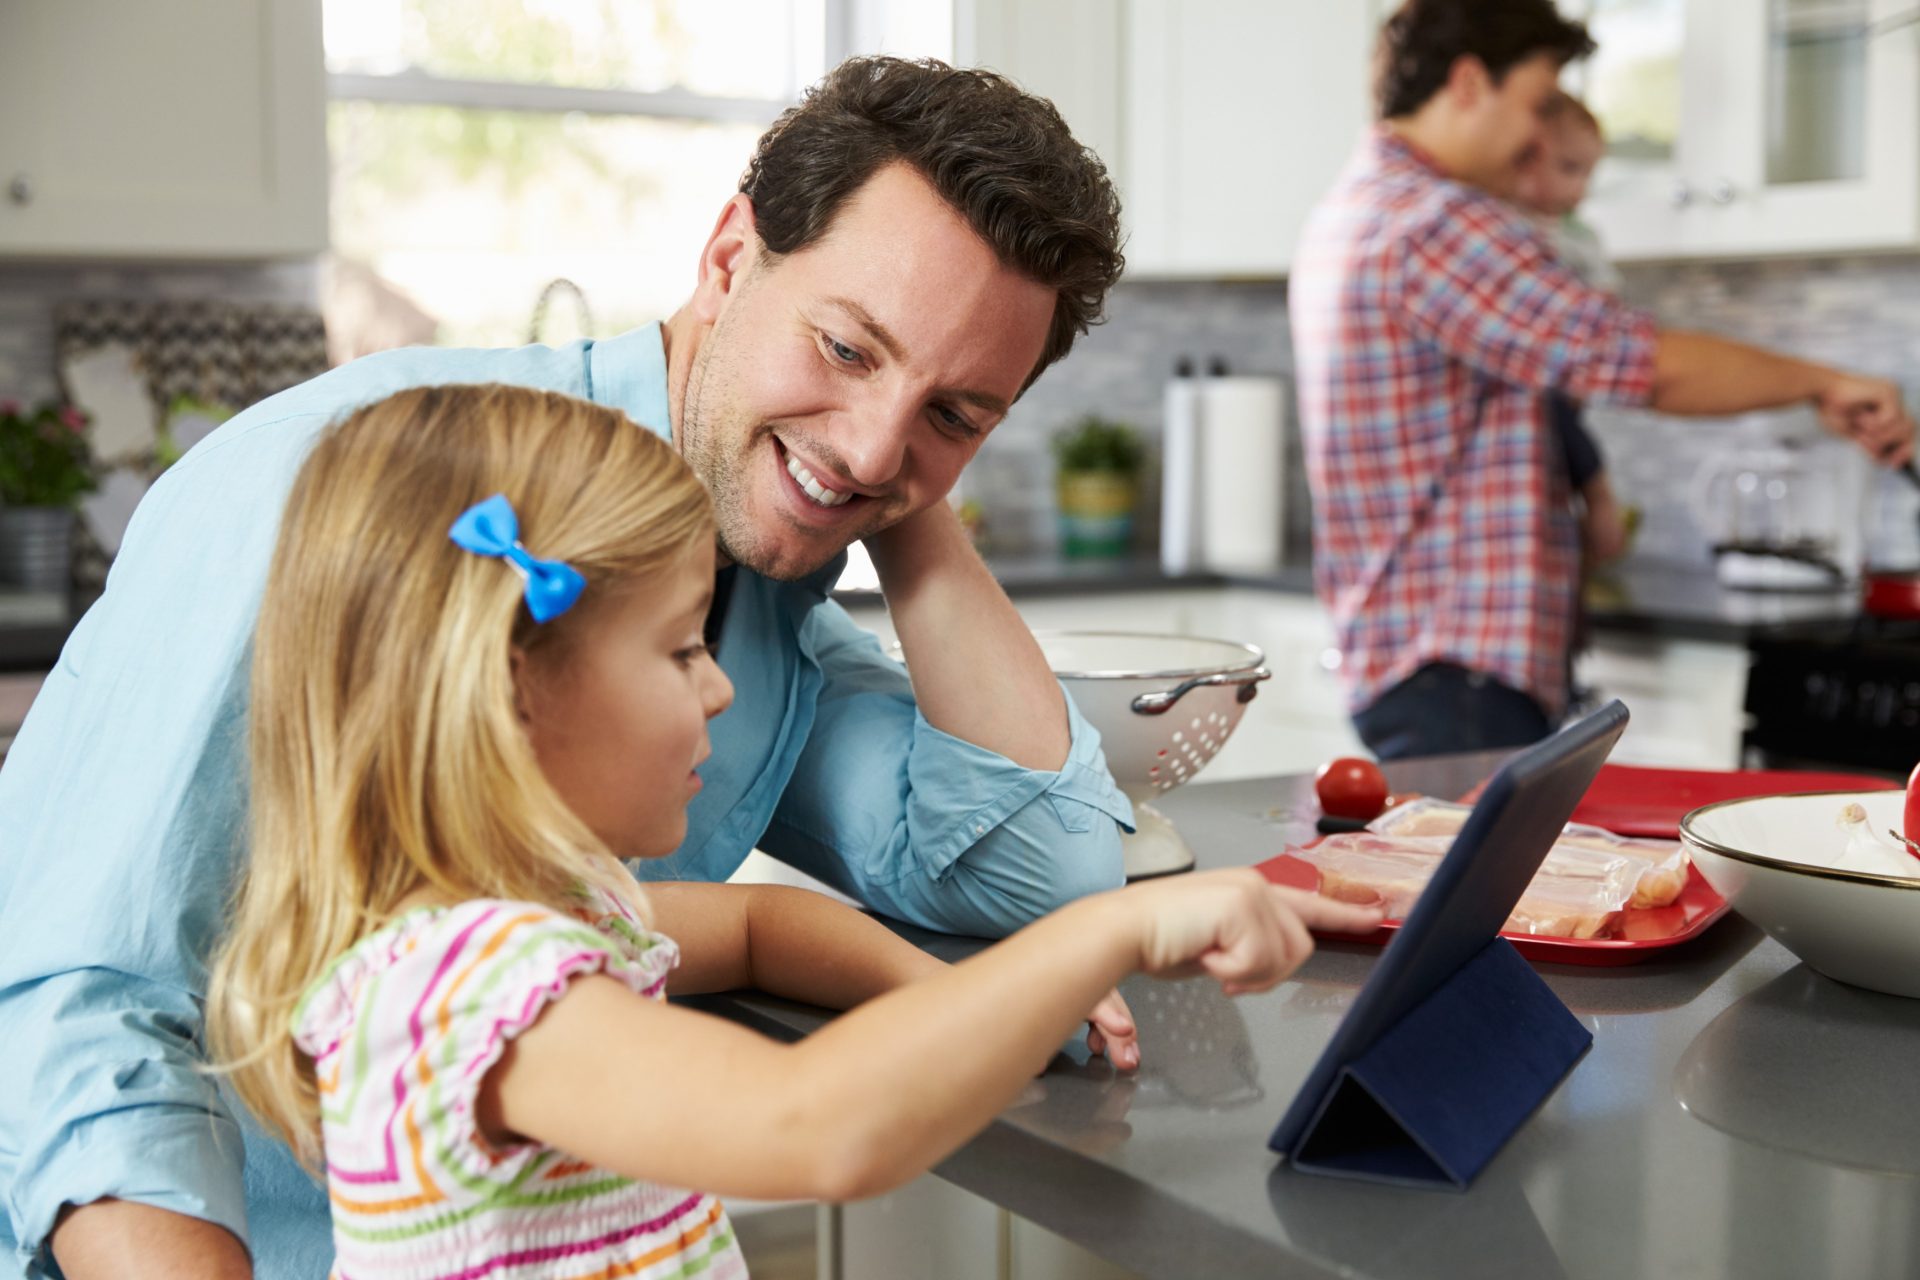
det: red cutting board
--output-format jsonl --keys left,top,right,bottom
{"left": 1567, "top": 763, "right": 1898, "bottom": 838}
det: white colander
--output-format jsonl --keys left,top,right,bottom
{"left": 1034, "top": 632, "right": 1271, "bottom": 878}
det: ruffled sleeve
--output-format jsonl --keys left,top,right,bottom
{"left": 292, "top": 897, "right": 679, "bottom": 1186}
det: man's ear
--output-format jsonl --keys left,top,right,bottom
{"left": 689, "top": 194, "right": 762, "bottom": 326}
{"left": 1445, "top": 54, "right": 1492, "bottom": 109}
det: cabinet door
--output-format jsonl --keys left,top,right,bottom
{"left": 0, "top": 0, "right": 327, "bottom": 259}
{"left": 1696, "top": 0, "right": 1920, "bottom": 255}
{"left": 1565, "top": 0, "right": 1717, "bottom": 259}
{"left": 954, "top": 0, "right": 1124, "bottom": 195}
{"left": 1124, "top": 0, "right": 1372, "bottom": 277}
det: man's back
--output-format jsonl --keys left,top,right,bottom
{"left": 1290, "top": 129, "right": 1657, "bottom": 721}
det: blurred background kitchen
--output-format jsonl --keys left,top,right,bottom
{"left": 14, "top": 0, "right": 1920, "bottom": 797}
{"left": 9, "top": 3, "right": 1920, "bottom": 1276}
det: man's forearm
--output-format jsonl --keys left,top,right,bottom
{"left": 1650, "top": 330, "right": 1829, "bottom": 416}
{"left": 866, "top": 502, "right": 1070, "bottom": 771}
{"left": 744, "top": 884, "right": 948, "bottom": 1008}
{"left": 52, "top": 1199, "right": 252, "bottom": 1280}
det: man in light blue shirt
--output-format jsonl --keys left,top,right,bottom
{"left": 1, "top": 57, "right": 1132, "bottom": 1279}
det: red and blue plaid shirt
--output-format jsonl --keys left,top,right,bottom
{"left": 1291, "top": 130, "right": 1658, "bottom": 716}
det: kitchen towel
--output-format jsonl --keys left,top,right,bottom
{"left": 1161, "top": 373, "right": 1288, "bottom": 574}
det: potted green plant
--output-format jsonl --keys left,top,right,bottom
{"left": 0, "top": 399, "right": 95, "bottom": 592}
{"left": 1052, "top": 414, "right": 1143, "bottom": 559}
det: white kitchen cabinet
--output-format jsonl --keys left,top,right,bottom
{"left": 1121, "top": 1, "right": 1373, "bottom": 277}
{"left": 952, "top": 0, "right": 1124, "bottom": 197}
{"left": 1572, "top": 633, "right": 1749, "bottom": 768}
{"left": 1569, "top": 0, "right": 1920, "bottom": 260}
{"left": 957, "top": 1, "right": 1375, "bottom": 278}
{"left": 0, "top": 0, "right": 327, "bottom": 259}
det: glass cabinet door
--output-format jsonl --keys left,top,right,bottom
{"left": 1578, "top": 0, "right": 1686, "bottom": 176}
{"left": 1560, "top": 0, "right": 1701, "bottom": 256}
{"left": 1564, "top": 0, "right": 1920, "bottom": 257}
{"left": 1765, "top": 0, "right": 1872, "bottom": 187}
{"left": 1712, "top": 0, "right": 1920, "bottom": 253}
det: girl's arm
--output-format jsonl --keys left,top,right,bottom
{"left": 646, "top": 882, "right": 945, "bottom": 1008}
{"left": 648, "top": 880, "right": 1141, "bottom": 1069}
{"left": 481, "top": 871, "right": 1380, "bottom": 1204}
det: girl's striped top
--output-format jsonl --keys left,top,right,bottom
{"left": 292, "top": 888, "right": 748, "bottom": 1280}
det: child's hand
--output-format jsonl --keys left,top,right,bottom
{"left": 1083, "top": 987, "right": 1140, "bottom": 1070}
{"left": 1125, "top": 868, "right": 1383, "bottom": 996}
{"left": 1580, "top": 475, "right": 1631, "bottom": 564}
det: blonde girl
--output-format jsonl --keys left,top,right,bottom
{"left": 207, "top": 383, "right": 1379, "bottom": 1279}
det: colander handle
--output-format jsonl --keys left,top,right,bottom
{"left": 1130, "top": 666, "right": 1272, "bottom": 715}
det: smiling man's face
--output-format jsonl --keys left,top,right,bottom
{"left": 677, "top": 162, "right": 1055, "bottom": 581}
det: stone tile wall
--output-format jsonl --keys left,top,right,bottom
{"left": 0, "top": 260, "right": 319, "bottom": 405}
{"left": 984, "top": 255, "right": 1920, "bottom": 570}
{"left": 5, "top": 253, "right": 1920, "bottom": 571}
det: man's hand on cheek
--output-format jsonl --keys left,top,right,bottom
{"left": 863, "top": 499, "right": 975, "bottom": 587}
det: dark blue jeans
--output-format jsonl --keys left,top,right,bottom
{"left": 1352, "top": 662, "right": 1554, "bottom": 761}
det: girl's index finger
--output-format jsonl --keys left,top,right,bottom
{"left": 1276, "top": 886, "right": 1388, "bottom": 934}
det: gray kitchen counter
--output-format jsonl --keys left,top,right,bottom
{"left": 690, "top": 752, "right": 1920, "bottom": 1280}
{"left": 0, "top": 555, "right": 1858, "bottom": 673}
{"left": 1578, "top": 560, "right": 1861, "bottom": 644}
{"left": 830, "top": 554, "right": 1862, "bottom": 646}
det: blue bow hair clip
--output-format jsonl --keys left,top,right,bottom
{"left": 448, "top": 493, "right": 586, "bottom": 623}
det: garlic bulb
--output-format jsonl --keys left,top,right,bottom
{"left": 1834, "top": 803, "right": 1920, "bottom": 877}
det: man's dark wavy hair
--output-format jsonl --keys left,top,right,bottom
{"left": 740, "top": 56, "right": 1124, "bottom": 393}
{"left": 1375, "top": 0, "right": 1596, "bottom": 120}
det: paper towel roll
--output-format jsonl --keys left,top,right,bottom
{"left": 1197, "top": 376, "right": 1286, "bottom": 571}
{"left": 1160, "top": 373, "right": 1203, "bottom": 575}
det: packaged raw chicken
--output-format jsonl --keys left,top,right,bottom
{"left": 1289, "top": 798, "right": 1690, "bottom": 939}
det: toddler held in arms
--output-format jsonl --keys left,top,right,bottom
{"left": 1515, "top": 89, "right": 1632, "bottom": 565}
{"left": 205, "top": 383, "right": 1381, "bottom": 1278}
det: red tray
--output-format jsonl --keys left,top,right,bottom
{"left": 1566, "top": 763, "right": 1896, "bottom": 837}
{"left": 1256, "top": 852, "right": 1730, "bottom": 966}
{"left": 1267, "top": 765, "right": 1899, "bottom": 963}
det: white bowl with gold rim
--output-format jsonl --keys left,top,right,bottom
{"left": 1680, "top": 790, "right": 1920, "bottom": 999}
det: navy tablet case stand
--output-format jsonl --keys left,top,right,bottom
{"left": 1268, "top": 701, "right": 1630, "bottom": 1190}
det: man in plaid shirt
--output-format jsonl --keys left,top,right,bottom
{"left": 1295, "top": 0, "right": 1915, "bottom": 759}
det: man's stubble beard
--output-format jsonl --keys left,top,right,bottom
{"left": 681, "top": 315, "right": 881, "bottom": 583}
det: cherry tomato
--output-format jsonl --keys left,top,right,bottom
{"left": 1314, "top": 756, "right": 1390, "bottom": 821}
{"left": 1905, "top": 761, "right": 1920, "bottom": 847}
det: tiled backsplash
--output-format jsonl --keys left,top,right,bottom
{"left": 0, "top": 260, "right": 319, "bottom": 404}
{"left": 972, "top": 279, "right": 1302, "bottom": 557}
{"left": 6, "top": 252, "right": 1920, "bottom": 573}
{"left": 986, "top": 255, "right": 1920, "bottom": 569}
{"left": 1600, "top": 256, "right": 1920, "bottom": 572}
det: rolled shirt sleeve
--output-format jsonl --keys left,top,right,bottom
{"left": 1398, "top": 198, "right": 1657, "bottom": 409}
{"left": 758, "top": 601, "right": 1134, "bottom": 939}
{"left": 1, "top": 972, "right": 250, "bottom": 1278}
{"left": 0, "top": 417, "right": 316, "bottom": 1273}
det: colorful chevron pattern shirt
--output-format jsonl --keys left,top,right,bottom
{"left": 292, "top": 889, "right": 746, "bottom": 1280}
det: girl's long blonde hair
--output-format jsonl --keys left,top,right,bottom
{"left": 206, "top": 383, "right": 712, "bottom": 1165}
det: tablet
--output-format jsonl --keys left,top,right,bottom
{"left": 1268, "top": 699, "right": 1629, "bottom": 1160}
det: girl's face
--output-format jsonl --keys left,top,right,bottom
{"left": 514, "top": 543, "right": 734, "bottom": 860}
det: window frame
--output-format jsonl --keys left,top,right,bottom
{"left": 323, "top": 0, "right": 867, "bottom": 123}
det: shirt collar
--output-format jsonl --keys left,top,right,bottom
{"left": 587, "top": 321, "right": 673, "bottom": 446}
{"left": 1371, "top": 124, "right": 1448, "bottom": 179}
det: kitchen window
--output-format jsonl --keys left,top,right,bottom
{"left": 322, "top": 0, "right": 949, "bottom": 355}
